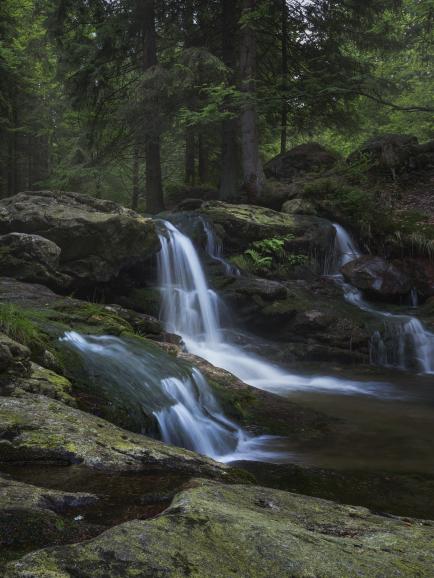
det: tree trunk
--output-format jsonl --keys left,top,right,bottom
{"left": 239, "top": 0, "right": 265, "bottom": 202}
{"left": 141, "top": 0, "right": 164, "bottom": 213}
{"left": 219, "top": 0, "right": 240, "bottom": 200}
{"left": 185, "top": 130, "right": 196, "bottom": 186}
{"left": 280, "top": 0, "right": 288, "bottom": 155}
{"left": 131, "top": 145, "right": 140, "bottom": 210}
{"left": 198, "top": 133, "right": 209, "bottom": 183}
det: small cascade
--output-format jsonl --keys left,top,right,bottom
{"left": 157, "top": 220, "right": 392, "bottom": 397}
{"left": 410, "top": 288, "right": 419, "bottom": 308}
{"left": 200, "top": 217, "right": 240, "bottom": 276}
{"left": 61, "top": 333, "right": 282, "bottom": 464}
{"left": 331, "top": 224, "right": 434, "bottom": 374}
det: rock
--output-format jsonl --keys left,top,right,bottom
{"left": 0, "top": 191, "right": 159, "bottom": 291}
{"left": 281, "top": 197, "right": 317, "bottom": 215}
{"left": 217, "top": 277, "right": 372, "bottom": 365}
{"left": 264, "top": 142, "right": 339, "bottom": 180}
{"left": 3, "top": 363, "right": 76, "bottom": 406}
{"left": 342, "top": 256, "right": 413, "bottom": 299}
{"left": 6, "top": 479, "right": 434, "bottom": 577}
{"left": 0, "top": 334, "right": 31, "bottom": 377}
{"left": 0, "top": 394, "right": 230, "bottom": 478}
{"left": 0, "top": 474, "right": 97, "bottom": 552}
{"left": 199, "top": 201, "right": 335, "bottom": 256}
{"left": 348, "top": 134, "right": 419, "bottom": 177}
{"left": 0, "top": 232, "right": 68, "bottom": 287}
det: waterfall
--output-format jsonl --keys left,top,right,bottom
{"left": 60, "top": 331, "right": 283, "bottom": 464}
{"left": 157, "top": 220, "right": 392, "bottom": 397}
{"left": 200, "top": 217, "right": 240, "bottom": 277}
{"left": 331, "top": 224, "right": 434, "bottom": 374}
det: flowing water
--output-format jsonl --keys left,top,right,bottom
{"left": 157, "top": 220, "right": 395, "bottom": 398}
{"left": 330, "top": 224, "right": 434, "bottom": 373}
{"left": 60, "top": 332, "right": 283, "bottom": 464}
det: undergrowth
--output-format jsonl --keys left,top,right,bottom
{"left": 230, "top": 235, "right": 308, "bottom": 277}
{"left": 0, "top": 303, "right": 46, "bottom": 349}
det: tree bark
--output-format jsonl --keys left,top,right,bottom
{"left": 280, "top": 0, "right": 288, "bottom": 155}
{"left": 131, "top": 144, "right": 140, "bottom": 210}
{"left": 141, "top": 0, "right": 164, "bottom": 213}
{"left": 185, "top": 129, "right": 196, "bottom": 185}
{"left": 219, "top": 0, "right": 240, "bottom": 200}
{"left": 198, "top": 133, "right": 209, "bottom": 183}
{"left": 239, "top": 0, "right": 265, "bottom": 202}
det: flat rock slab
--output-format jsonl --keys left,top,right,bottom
{"left": 0, "top": 394, "right": 229, "bottom": 478}
{"left": 6, "top": 479, "right": 434, "bottom": 577}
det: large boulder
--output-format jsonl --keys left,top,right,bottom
{"left": 347, "top": 134, "right": 419, "bottom": 175}
{"left": 0, "top": 191, "right": 159, "bottom": 291}
{"left": 6, "top": 479, "right": 434, "bottom": 577}
{"left": 342, "top": 256, "right": 413, "bottom": 299}
{"left": 199, "top": 201, "right": 335, "bottom": 256}
{"left": 264, "top": 142, "right": 339, "bottom": 180}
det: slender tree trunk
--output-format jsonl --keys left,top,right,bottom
{"left": 219, "top": 0, "right": 240, "bottom": 200}
{"left": 239, "top": 0, "right": 265, "bottom": 202}
{"left": 185, "top": 129, "right": 196, "bottom": 186}
{"left": 131, "top": 144, "right": 140, "bottom": 210}
{"left": 7, "top": 102, "right": 18, "bottom": 195}
{"left": 198, "top": 133, "right": 209, "bottom": 183}
{"left": 141, "top": 0, "right": 164, "bottom": 213}
{"left": 280, "top": 0, "right": 288, "bottom": 155}
{"left": 183, "top": 0, "right": 197, "bottom": 187}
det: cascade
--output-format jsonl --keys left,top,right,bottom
{"left": 61, "top": 333, "right": 282, "bottom": 464}
{"left": 200, "top": 217, "right": 240, "bottom": 277}
{"left": 331, "top": 224, "right": 434, "bottom": 373}
{"left": 157, "top": 220, "right": 391, "bottom": 397}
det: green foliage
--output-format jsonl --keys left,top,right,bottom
{"left": 0, "top": 304, "right": 44, "bottom": 348}
{"left": 231, "top": 235, "right": 307, "bottom": 277}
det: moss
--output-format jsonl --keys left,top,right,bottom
{"left": 0, "top": 304, "right": 47, "bottom": 356}
{"left": 118, "top": 287, "right": 161, "bottom": 317}
{"left": 7, "top": 479, "right": 434, "bottom": 577}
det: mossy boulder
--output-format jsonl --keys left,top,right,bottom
{"left": 0, "top": 191, "right": 159, "bottom": 291}
{"left": 6, "top": 478, "right": 434, "bottom": 578}
{"left": 265, "top": 142, "right": 339, "bottom": 180}
{"left": 198, "top": 201, "right": 335, "bottom": 257}
{"left": 0, "top": 394, "right": 230, "bottom": 479}
{"left": 3, "top": 364, "right": 76, "bottom": 407}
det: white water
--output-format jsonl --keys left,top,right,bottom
{"left": 331, "top": 224, "right": 434, "bottom": 373}
{"left": 61, "top": 331, "right": 284, "bottom": 464}
{"left": 201, "top": 217, "right": 240, "bottom": 277}
{"left": 157, "top": 220, "right": 391, "bottom": 397}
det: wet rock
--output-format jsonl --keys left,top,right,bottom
{"left": 0, "top": 474, "right": 97, "bottom": 552}
{"left": 0, "top": 394, "right": 230, "bottom": 478}
{"left": 0, "top": 191, "right": 159, "bottom": 291}
{"left": 264, "top": 142, "right": 339, "bottom": 180}
{"left": 342, "top": 256, "right": 413, "bottom": 299}
{"left": 6, "top": 479, "right": 434, "bottom": 577}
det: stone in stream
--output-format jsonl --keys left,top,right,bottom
{"left": 5, "top": 479, "right": 434, "bottom": 578}
{"left": 342, "top": 256, "right": 413, "bottom": 300}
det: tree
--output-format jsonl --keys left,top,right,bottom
{"left": 239, "top": 0, "right": 265, "bottom": 201}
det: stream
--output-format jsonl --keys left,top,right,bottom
{"left": 62, "top": 218, "right": 434, "bottom": 475}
